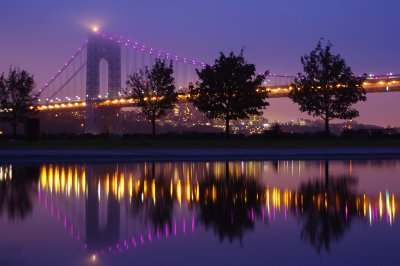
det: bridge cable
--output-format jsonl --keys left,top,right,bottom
{"left": 47, "top": 62, "right": 87, "bottom": 102}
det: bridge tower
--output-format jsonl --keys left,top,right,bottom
{"left": 85, "top": 32, "right": 121, "bottom": 134}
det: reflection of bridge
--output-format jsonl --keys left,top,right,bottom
{"left": 32, "top": 30, "right": 400, "bottom": 134}
{"left": 34, "top": 161, "right": 398, "bottom": 257}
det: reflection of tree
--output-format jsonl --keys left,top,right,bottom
{"left": 0, "top": 165, "right": 39, "bottom": 221}
{"left": 130, "top": 163, "right": 174, "bottom": 231}
{"left": 292, "top": 161, "right": 358, "bottom": 252}
{"left": 197, "top": 162, "right": 263, "bottom": 243}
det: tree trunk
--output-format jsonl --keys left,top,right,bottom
{"left": 12, "top": 123, "right": 17, "bottom": 139}
{"left": 225, "top": 115, "right": 230, "bottom": 137}
{"left": 324, "top": 117, "right": 330, "bottom": 137}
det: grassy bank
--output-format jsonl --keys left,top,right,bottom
{"left": 1, "top": 137, "right": 400, "bottom": 150}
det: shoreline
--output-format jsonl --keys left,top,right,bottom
{"left": 1, "top": 147, "right": 400, "bottom": 162}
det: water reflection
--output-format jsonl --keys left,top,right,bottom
{"left": 0, "top": 161, "right": 398, "bottom": 259}
{"left": 198, "top": 162, "right": 263, "bottom": 243}
{"left": 0, "top": 164, "right": 39, "bottom": 221}
{"left": 291, "top": 161, "right": 358, "bottom": 252}
{"left": 129, "top": 162, "right": 175, "bottom": 232}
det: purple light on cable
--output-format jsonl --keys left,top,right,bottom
{"left": 174, "top": 220, "right": 177, "bottom": 236}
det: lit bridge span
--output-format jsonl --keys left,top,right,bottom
{"left": 31, "top": 30, "right": 399, "bottom": 133}
{"left": 36, "top": 76, "right": 400, "bottom": 112}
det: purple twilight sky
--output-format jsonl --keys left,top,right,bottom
{"left": 0, "top": 0, "right": 399, "bottom": 126}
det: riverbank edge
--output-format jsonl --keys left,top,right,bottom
{"left": 1, "top": 148, "right": 400, "bottom": 162}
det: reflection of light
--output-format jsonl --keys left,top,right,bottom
{"left": 177, "top": 179, "right": 182, "bottom": 205}
{"left": 212, "top": 185, "right": 217, "bottom": 203}
{"left": 36, "top": 163, "right": 399, "bottom": 228}
{"left": 369, "top": 203, "right": 372, "bottom": 226}
{"left": 379, "top": 192, "right": 383, "bottom": 220}
{"left": 186, "top": 180, "right": 191, "bottom": 202}
{"left": 118, "top": 175, "right": 125, "bottom": 200}
{"left": 152, "top": 179, "right": 156, "bottom": 204}
{"left": 195, "top": 182, "right": 200, "bottom": 202}
{"left": 98, "top": 182, "right": 101, "bottom": 201}
{"left": 170, "top": 179, "right": 173, "bottom": 198}
{"left": 393, "top": 194, "right": 396, "bottom": 221}
{"left": 129, "top": 176, "right": 133, "bottom": 199}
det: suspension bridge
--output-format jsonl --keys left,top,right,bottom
{"left": 33, "top": 30, "right": 400, "bottom": 134}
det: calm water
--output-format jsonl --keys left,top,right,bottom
{"left": 0, "top": 160, "right": 399, "bottom": 266}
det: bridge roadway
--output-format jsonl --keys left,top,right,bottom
{"left": 36, "top": 79, "right": 400, "bottom": 111}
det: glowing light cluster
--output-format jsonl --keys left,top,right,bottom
{"left": 0, "top": 165, "right": 12, "bottom": 181}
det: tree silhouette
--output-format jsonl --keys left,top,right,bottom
{"left": 125, "top": 59, "right": 178, "bottom": 135}
{"left": 0, "top": 165, "right": 39, "bottom": 221}
{"left": 289, "top": 41, "right": 366, "bottom": 135}
{"left": 189, "top": 50, "right": 268, "bottom": 136}
{"left": 292, "top": 161, "right": 358, "bottom": 252}
{"left": 0, "top": 67, "right": 36, "bottom": 138}
{"left": 197, "top": 162, "right": 263, "bottom": 243}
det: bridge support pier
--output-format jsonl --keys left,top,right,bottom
{"left": 85, "top": 103, "right": 122, "bottom": 135}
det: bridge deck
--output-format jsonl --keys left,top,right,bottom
{"left": 36, "top": 84, "right": 400, "bottom": 111}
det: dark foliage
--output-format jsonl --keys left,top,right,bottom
{"left": 289, "top": 41, "right": 366, "bottom": 135}
{"left": 189, "top": 50, "right": 268, "bottom": 136}
{"left": 0, "top": 67, "right": 36, "bottom": 138}
{"left": 125, "top": 59, "right": 178, "bottom": 135}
